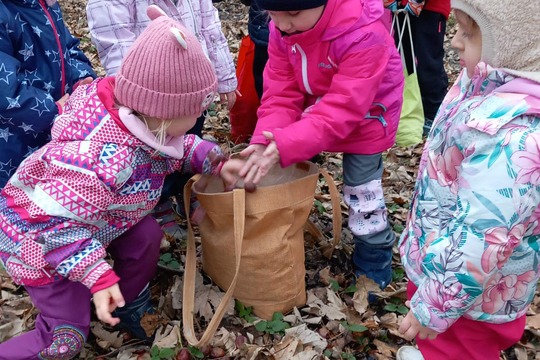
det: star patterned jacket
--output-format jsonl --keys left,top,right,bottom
{"left": 0, "top": 0, "right": 96, "bottom": 188}
{"left": 399, "top": 64, "right": 540, "bottom": 333}
{"left": 0, "top": 77, "right": 225, "bottom": 291}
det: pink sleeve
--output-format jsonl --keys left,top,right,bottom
{"left": 90, "top": 269, "right": 121, "bottom": 294}
{"left": 251, "top": 25, "right": 306, "bottom": 146}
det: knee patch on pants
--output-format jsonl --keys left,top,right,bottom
{"left": 39, "top": 325, "right": 86, "bottom": 360}
{"left": 344, "top": 179, "right": 388, "bottom": 236}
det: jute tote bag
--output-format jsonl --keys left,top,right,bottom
{"left": 182, "top": 161, "right": 341, "bottom": 347}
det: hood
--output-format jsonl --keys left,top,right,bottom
{"left": 452, "top": 0, "right": 540, "bottom": 83}
{"left": 275, "top": 0, "right": 384, "bottom": 45}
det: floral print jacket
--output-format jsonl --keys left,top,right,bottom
{"left": 399, "top": 63, "right": 540, "bottom": 333}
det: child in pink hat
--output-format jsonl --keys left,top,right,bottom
{"left": 0, "top": 7, "right": 245, "bottom": 360}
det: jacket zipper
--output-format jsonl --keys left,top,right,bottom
{"left": 38, "top": 0, "right": 66, "bottom": 96}
{"left": 184, "top": 0, "right": 202, "bottom": 42}
{"left": 292, "top": 43, "right": 313, "bottom": 95}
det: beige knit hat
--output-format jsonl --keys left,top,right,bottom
{"left": 451, "top": 0, "right": 540, "bottom": 82}
{"left": 115, "top": 5, "right": 217, "bottom": 119}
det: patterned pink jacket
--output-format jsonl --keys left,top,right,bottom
{"left": 0, "top": 78, "right": 224, "bottom": 290}
{"left": 86, "top": 0, "right": 237, "bottom": 94}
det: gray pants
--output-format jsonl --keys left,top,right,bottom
{"left": 343, "top": 153, "right": 395, "bottom": 287}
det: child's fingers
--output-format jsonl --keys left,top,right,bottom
{"left": 239, "top": 145, "right": 256, "bottom": 159}
{"left": 109, "top": 287, "right": 125, "bottom": 309}
{"left": 402, "top": 327, "right": 418, "bottom": 341}
{"left": 94, "top": 296, "right": 120, "bottom": 326}
{"left": 239, "top": 154, "right": 260, "bottom": 177}
{"left": 227, "top": 92, "right": 237, "bottom": 110}
{"left": 99, "top": 309, "right": 120, "bottom": 326}
{"left": 398, "top": 316, "right": 410, "bottom": 335}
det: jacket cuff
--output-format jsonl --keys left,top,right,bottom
{"left": 217, "top": 78, "right": 238, "bottom": 94}
{"left": 250, "top": 134, "right": 271, "bottom": 146}
{"left": 90, "top": 269, "right": 121, "bottom": 294}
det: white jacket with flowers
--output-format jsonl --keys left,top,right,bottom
{"left": 86, "top": 0, "right": 237, "bottom": 93}
{"left": 399, "top": 64, "right": 540, "bottom": 333}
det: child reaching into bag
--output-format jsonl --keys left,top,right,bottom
{"left": 0, "top": 7, "right": 245, "bottom": 360}
{"left": 86, "top": 0, "right": 239, "bottom": 238}
{"left": 239, "top": 0, "right": 404, "bottom": 291}
{"left": 396, "top": 1, "right": 540, "bottom": 359}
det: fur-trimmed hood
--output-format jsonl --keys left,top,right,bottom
{"left": 452, "top": 0, "right": 540, "bottom": 83}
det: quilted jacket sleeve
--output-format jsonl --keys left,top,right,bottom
{"left": 87, "top": 0, "right": 137, "bottom": 75}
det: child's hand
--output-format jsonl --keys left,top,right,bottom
{"left": 239, "top": 132, "right": 280, "bottom": 184}
{"left": 73, "top": 76, "right": 94, "bottom": 91}
{"left": 93, "top": 284, "right": 125, "bottom": 326}
{"left": 220, "top": 158, "right": 255, "bottom": 191}
{"left": 220, "top": 90, "right": 238, "bottom": 110}
{"left": 399, "top": 302, "right": 439, "bottom": 341}
{"left": 56, "top": 93, "right": 70, "bottom": 109}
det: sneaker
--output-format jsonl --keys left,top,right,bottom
{"left": 152, "top": 200, "right": 186, "bottom": 240}
{"left": 396, "top": 346, "right": 424, "bottom": 360}
{"left": 113, "top": 287, "right": 155, "bottom": 341}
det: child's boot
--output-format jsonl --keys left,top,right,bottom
{"left": 113, "top": 287, "right": 155, "bottom": 341}
{"left": 352, "top": 238, "right": 394, "bottom": 290}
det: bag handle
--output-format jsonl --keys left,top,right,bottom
{"left": 305, "top": 168, "right": 342, "bottom": 258}
{"left": 182, "top": 175, "right": 245, "bottom": 347}
{"left": 391, "top": 10, "right": 417, "bottom": 73}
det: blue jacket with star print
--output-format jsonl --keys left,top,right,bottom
{"left": 0, "top": 0, "right": 96, "bottom": 188}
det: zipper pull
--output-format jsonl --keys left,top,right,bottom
{"left": 291, "top": 44, "right": 297, "bottom": 54}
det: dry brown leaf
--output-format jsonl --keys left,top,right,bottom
{"left": 373, "top": 338, "right": 397, "bottom": 356}
{"left": 352, "top": 275, "right": 382, "bottom": 315}
{"left": 527, "top": 314, "right": 540, "bottom": 329}
{"left": 152, "top": 323, "right": 181, "bottom": 349}
{"left": 90, "top": 322, "right": 123, "bottom": 348}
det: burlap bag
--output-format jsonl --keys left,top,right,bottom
{"left": 182, "top": 161, "right": 340, "bottom": 347}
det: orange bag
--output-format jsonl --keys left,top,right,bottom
{"left": 229, "top": 35, "right": 260, "bottom": 144}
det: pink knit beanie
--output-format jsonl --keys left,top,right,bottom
{"left": 115, "top": 6, "right": 217, "bottom": 119}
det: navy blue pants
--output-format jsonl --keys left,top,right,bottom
{"left": 396, "top": 10, "right": 448, "bottom": 121}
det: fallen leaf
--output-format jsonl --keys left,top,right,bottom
{"left": 90, "top": 322, "right": 123, "bottom": 348}
{"left": 152, "top": 323, "right": 181, "bottom": 349}
{"left": 352, "top": 275, "right": 381, "bottom": 315}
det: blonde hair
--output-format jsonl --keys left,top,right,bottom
{"left": 137, "top": 113, "right": 172, "bottom": 146}
{"left": 114, "top": 97, "right": 172, "bottom": 150}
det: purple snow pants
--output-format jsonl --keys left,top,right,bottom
{"left": 0, "top": 216, "right": 162, "bottom": 360}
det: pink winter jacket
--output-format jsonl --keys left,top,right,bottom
{"left": 251, "top": 0, "right": 404, "bottom": 167}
